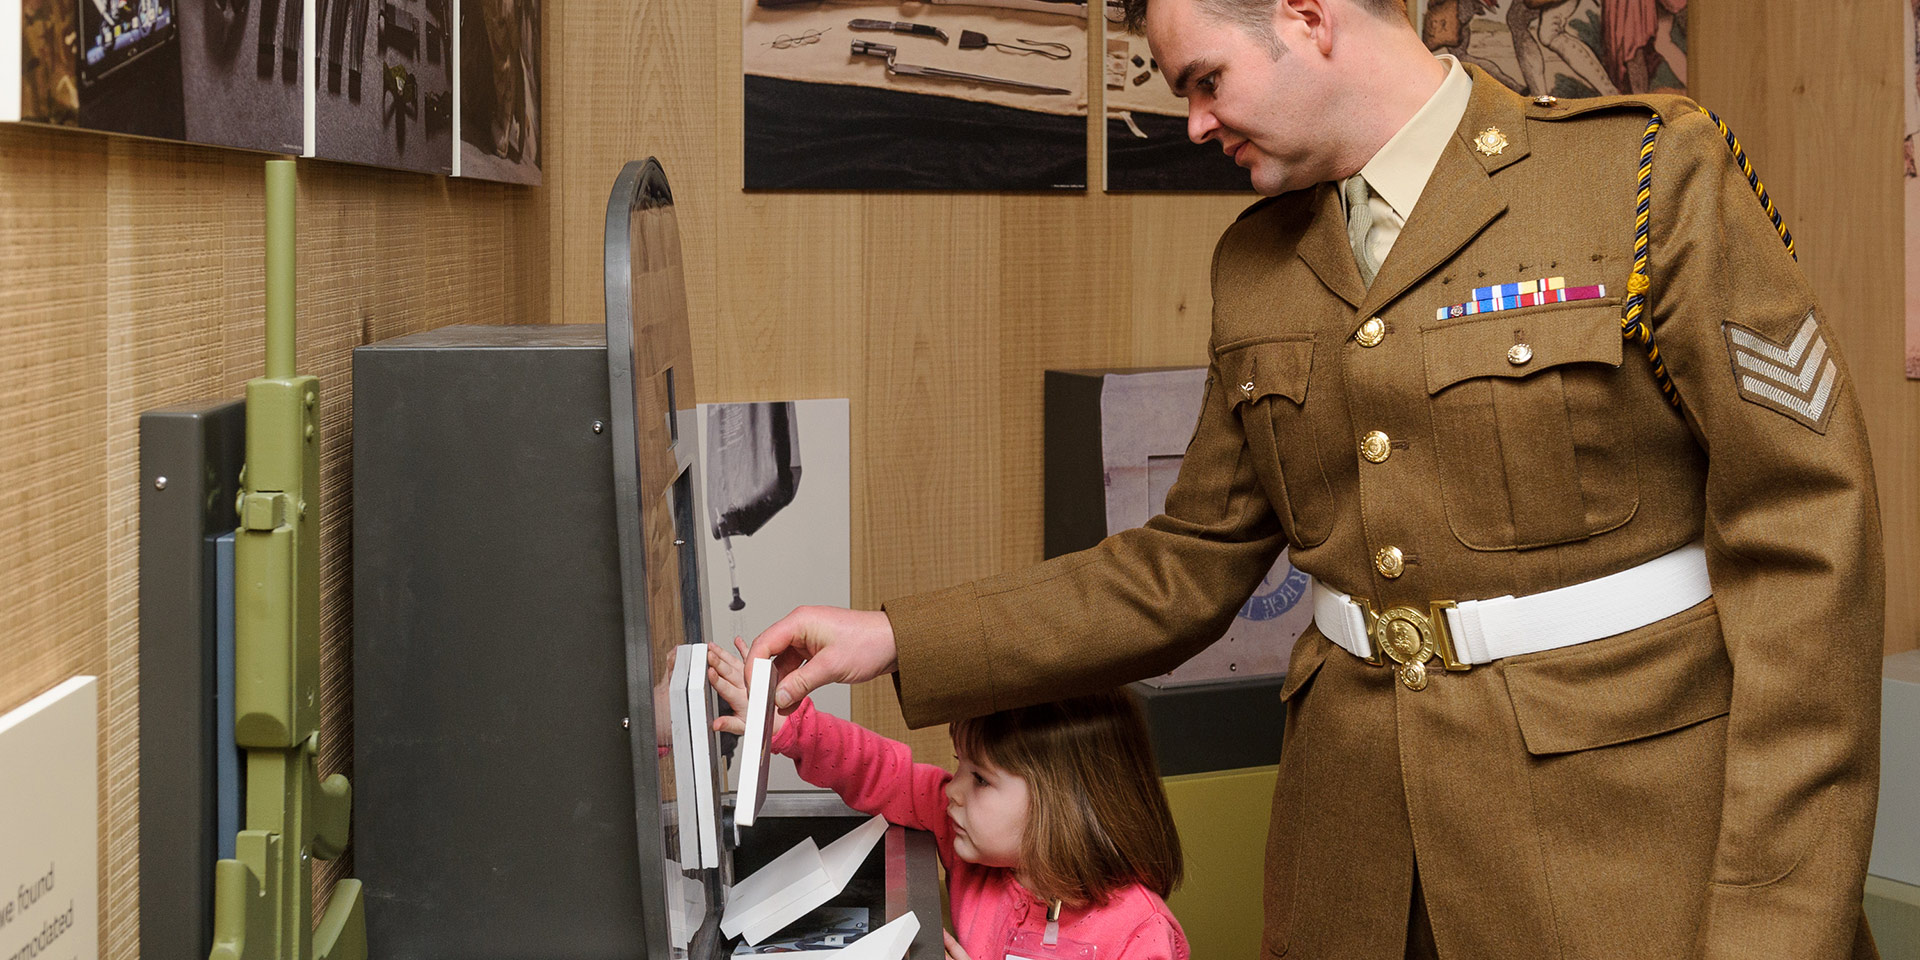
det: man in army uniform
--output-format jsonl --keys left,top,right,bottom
{"left": 748, "top": 0, "right": 1886, "bottom": 957}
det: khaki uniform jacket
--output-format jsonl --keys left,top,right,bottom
{"left": 885, "top": 71, "right": 1885, "bottom": 960}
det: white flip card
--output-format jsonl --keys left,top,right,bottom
{"left": 770, "top": 910, "right": 922, "bottom": 959}
{"left": 734, "top": 657, "right": 778, "bottom": 828}
{"left": 718, "top": 835, "right": 830, "bottom": 940}
{"left": 668, "top": 646, "right": 703, "bottom": 869}
{"left": 722, "top": 813, "right": 891, "bottom": 946}
{"left": 682, "top": 644, "right": 723, "bottom": 869}
{"left": 838, "top": 911, "right": 921, "bottom": 960}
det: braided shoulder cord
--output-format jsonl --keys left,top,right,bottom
{"left": 1701, "top": 107, "right": 1798, "bottom": 260}
{"left": 1621, "top": 114, "right": 1674, "bottom": 405}
{"left": 1620, "top": 107, "right": 1799, "bottom": 408}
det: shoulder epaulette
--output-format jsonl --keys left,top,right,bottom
{"left": 1524, "top": 92, "right": 1698, "bottom": 125}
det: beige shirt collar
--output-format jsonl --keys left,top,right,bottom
{"left": 1358, "top": 55, "right": 1473, "bottom": 223}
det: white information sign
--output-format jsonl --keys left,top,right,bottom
{"left": 0, "top": 675, "right": 99, "bottom": 960}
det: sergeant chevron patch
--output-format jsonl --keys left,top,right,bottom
{"left": 1723, "top": 312, "right": 1837, "bottom": 433}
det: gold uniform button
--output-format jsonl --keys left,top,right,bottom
{"left": 1507, "top": 342, "right": 1534, "bottom": 366}
{"left": 1374, "top": 546, "right": 1405, "bottom": 579}
{"left": 1357, "top": 317, "right": 1386, "bottom": 347}
{"left": 1360, "top": 431, "right": 1391, "bottom": 463}
{"left": 1240, "top": 380, "right": 1256, "bottom": 401}
{"left": 1534, "top": 95, "right": 1558, "bottom": 106}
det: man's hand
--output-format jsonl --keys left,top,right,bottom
{"left": 745, "top": 606, "right": 898, "bottom": 710}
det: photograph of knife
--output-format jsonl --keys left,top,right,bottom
{"left": 926, "top": 0, "right": 1099, "bottom": 19}
{"left": 851, "top": 39, "right": 1070, "bottom": 94}
{"left": 848, "top": 18, "right": 949, "bottom": 43}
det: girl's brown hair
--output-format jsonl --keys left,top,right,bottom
{"left": 950, "top": 689, "right": 1183, "bottom": 906}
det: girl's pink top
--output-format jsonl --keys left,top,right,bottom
{"left": 769, "top": 698, "right": 1189, "bottom": 960}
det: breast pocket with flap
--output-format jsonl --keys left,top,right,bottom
{"left": 1216, "top": 334, "right": 1334, "bottom": 548}
{"left": 1421, "top": 301, "right": 1639, "bottom": 551}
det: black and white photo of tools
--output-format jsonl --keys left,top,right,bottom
{"left": 849, "top": 39, "right": 1068, "bottom": 95}
{"left": 743, "top": 0, "right": 1086, "bottom": 190}
{"left": 847, "top": 17, "right": 947, "bottom": 42}
{"left": 310, "top": 0, "right": 453, "bottom": 172}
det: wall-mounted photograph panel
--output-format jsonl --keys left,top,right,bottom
{"left": 178, "top": 0, "right": 303, "bottom": 153}
{"left": 696, "top": 398, "right": 852, "bottom": 793}
{"left": 743, "top": 0, "right": 1087, "bottom": 190}
{"left": 6, "top": 0, "right": 538, "bottom": 180}
{"left": 1417, "top": 0, "right": 1686, "bottom": 99}
{"left": 456, "top": 0, "right": 537, "bottom": 183}
{"left": 312, "top": 0, "right": 452, "bottom": 172}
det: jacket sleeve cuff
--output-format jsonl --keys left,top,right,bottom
{"left": 881, "top": 581, "right": 994, "bottom": 729}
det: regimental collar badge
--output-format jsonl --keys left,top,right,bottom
{"left": 1473, "top": 127, "right": 1509, "bottom": 157}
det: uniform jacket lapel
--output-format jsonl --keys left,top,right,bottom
{"left": 1297, "top": 180, "right": 1368, "bottom": 308}
{"left": 1351, "top": 68, "right": 1533, "bottom": 314}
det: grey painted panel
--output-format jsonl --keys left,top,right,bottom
{"left": 1874, "top": 650, "right": 1920, "bottom": 886}
{"left": 137, "top": 399, "right": 245, "bottom": 960}
{"left": 352, "top": 329, "right": 651, "bottom": 959}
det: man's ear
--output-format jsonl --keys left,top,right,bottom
{"left": 1278, "top": 0, "right": 1334, "bottom": 56}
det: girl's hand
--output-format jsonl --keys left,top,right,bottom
{"left": 707, "top": 638, "right": 787, "bottom": 739}
{"left": 942, "top": 931, "right": 973, "bottom": 960}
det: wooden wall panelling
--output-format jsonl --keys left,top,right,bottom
{"left": 101, "top": 139, "right": 262, "bottom": 955}
{"left": 851, "top": 194, "right": 1003, "bottom": 758}
{"left": 0, "top": 125, "right": 115, "bottom": 946}
{"left": 1693, "top": 0, "right": 1918, "bottom": 653}
{"left": 996, "top": 193, "right": 1132, "bottom": 576}
{"left": 1127, "top": 194, "right": 1244, "bottom": 364}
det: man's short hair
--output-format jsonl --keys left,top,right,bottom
{"left": 1118, "top": 0, "right": 1407, "bottom": 36}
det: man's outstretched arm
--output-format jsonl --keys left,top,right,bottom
{"left": 751, "top": 348, "right": 1288, "bottom": 728}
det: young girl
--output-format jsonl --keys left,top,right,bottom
{"left": 708, "top": 641, "right": 1188, "bottom": 960}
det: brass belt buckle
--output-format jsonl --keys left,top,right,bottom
{"left": 1362, "top": 601, "right": 1467, "bottom": 691}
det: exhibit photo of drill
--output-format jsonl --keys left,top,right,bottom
{"left": 706, "top": 402, "right": 803, "bottom": 612}
{"left": 207, "top": 159, "right": 367, "bottom": 960}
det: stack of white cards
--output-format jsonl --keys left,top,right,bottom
{"left": 734, "top": 657, "right": 778, "bottom": 828}
{"left": 670, "top": 644, "right": 722, "bottom": 869}
{"left": 721, "top": 814, "right": 890, "bottom": 947}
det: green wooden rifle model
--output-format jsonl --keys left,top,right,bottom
{"left": 209, "top": 159, "right": 368, "bottom": 960}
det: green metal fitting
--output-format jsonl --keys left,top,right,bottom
{"left": 210, "top": 158, "right": 366, "bottom": 960}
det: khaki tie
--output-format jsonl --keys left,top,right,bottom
{"left": 1344, "top": 174, "right": 1381, "bottom": 286}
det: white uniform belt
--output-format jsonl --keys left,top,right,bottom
{"left": 1312, "top": 541, "right": 1712, "bottom": 666}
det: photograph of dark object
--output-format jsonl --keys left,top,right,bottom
{"left": 1101, "top": 30, "right": 1245, "bottom": 191}
{"left": 173, "top": 0, "right": 303, "bottom": 152}
{"left": 705, "top": 402, "right": 802, "bottom": 613}
{"left": 72, "top": 0, "right": 186, "bottom": 138}
{"left": 697, "top": 397, "right": 851, "bottom": 794}
{"left": 458, "top": 0, "right": 540, "bottom": 183}
{"left": 19, "top": 0, "right": 80, "bottom": 124}
{"left": 313, "top": 0, "right": 451, "bottom": 171}
{"left": 743, "top": 0, "right": 1086, "bottom": 190}
{"left": 79, "top": 0, "right": 175, "bottom": 86}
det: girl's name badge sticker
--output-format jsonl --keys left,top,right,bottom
{"left": 1006, "top": 921, "right": 1097, "bottom": 960}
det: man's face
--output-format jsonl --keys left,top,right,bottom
{"left": 1145, "top": 0, "right": 1332, "bottom": 195}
